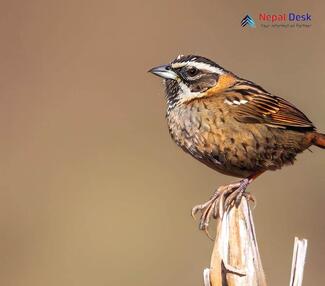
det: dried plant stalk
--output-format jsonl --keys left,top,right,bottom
{"left": 202, "top": 197, "right": 309, "bottom": 286}
{"left": 208, "top": 197, "right": 267, "bottom": 286}
{"left": 289, "top": 237, "right": 308, "bottom": 286}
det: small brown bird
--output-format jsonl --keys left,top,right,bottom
{"left": 149, "top": 55, "right": 325, "bottom": 232}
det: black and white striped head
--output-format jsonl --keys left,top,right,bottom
{"left": 149, "top": 55, "right": 233, "bottom": 109}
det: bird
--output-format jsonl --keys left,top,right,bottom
{"left": 149, "top": 54, "right": 325, "bottom": 232}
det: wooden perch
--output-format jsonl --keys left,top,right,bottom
{"left": 202, "top": 197, "right": 308, "bottom": 286}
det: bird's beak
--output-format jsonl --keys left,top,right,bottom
{"left": 148, "top": 64, "right": 177, "bottom": 80}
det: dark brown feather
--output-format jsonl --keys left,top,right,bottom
{"left": 226, "top": 80, "right": 315, "bottom": 131}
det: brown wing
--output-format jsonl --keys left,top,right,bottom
{"left": 224, "top": 80, "right": 315, "bottom": 130}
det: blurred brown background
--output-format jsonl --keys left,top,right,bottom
{"left": 0, "top": 0, "right": 324, "bottom": 285}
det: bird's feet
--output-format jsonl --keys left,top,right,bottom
{"left": 191, "top": 178, "right": 256, "bottom": 236}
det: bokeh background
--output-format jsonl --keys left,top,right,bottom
{"left": 1, "top": 0, "right": 324, "bottom": 285}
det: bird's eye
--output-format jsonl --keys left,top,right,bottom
{"left": 186, "top": 67, "right": 199, "bottom": 77}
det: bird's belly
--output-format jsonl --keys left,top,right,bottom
{"left": 168, "top": 109, "right": 309, "bottom": 177}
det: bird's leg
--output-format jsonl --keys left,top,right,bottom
{"left": 191, "top": 171, "right": 263, "bottom": 233}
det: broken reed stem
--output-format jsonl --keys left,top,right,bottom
{"left": 289, "top": 238, "right": 308, "bottom": 286}
{"left": 203, "top": 197, "right": 308, "bottom": 286}
{"left": 208, "top": 197, "right": 267, "bottom": 286}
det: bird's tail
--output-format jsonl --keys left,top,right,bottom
{"left": 310, "top": 132, "right": 325, "bottom": 149}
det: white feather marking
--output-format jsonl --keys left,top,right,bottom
{"left": 224, "top": 99, "right": 234, "bottom": 105}
{"left": 177, "top": 81, "right": 202, "bottom": 103}
{"left": 171, "top": 61, "right": 224, "bottom": 75}
{"left": 224, "top": 99, "right": 248, "bottom": 106}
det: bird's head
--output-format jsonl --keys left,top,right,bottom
{"left": 149, "top": 55, "right": 238, "bottom": 108}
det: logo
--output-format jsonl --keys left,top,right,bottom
{"left": 259, "top": 12, "right": 311, "bottom": 22}
{"left": 241, "top": 13, "right": 312, "bottom": 29}
{"left": 241, "top": 15, "right": 256, "bottom": 28}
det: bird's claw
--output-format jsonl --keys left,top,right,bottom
{"left": 191, "top": 179, "right": 256, "bottom": 237}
